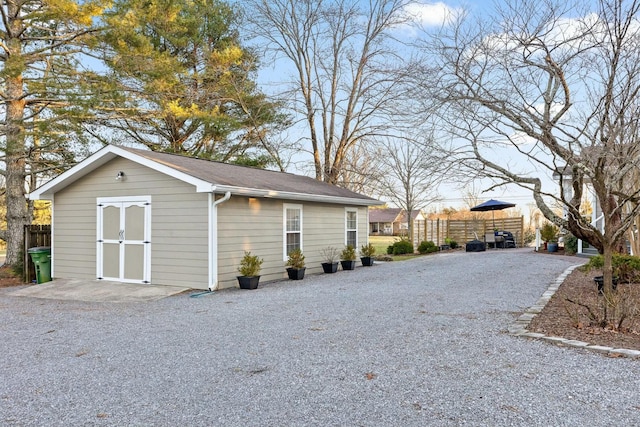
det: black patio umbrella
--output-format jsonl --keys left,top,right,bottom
{"left": 470, "top": 199, "right": 516, "bottom": 228}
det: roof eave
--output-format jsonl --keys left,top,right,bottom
{"left": 210, "top": 185, "right": 383, "bottom": 206}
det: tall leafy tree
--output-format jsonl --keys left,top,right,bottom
{"left": 0, "top": 0, "right": 105, "bottom": 266}
{"left": 96, "top": 0, "right": 288, "bottom": 168}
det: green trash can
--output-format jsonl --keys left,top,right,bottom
{"left": 28, "top": 246, "right": 52, "bottom": 284}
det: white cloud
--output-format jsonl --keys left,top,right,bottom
{"left": 405, "top": 2, "right": 460, "bottom": 27}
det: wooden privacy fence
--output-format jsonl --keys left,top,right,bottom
{"left": 24, "top": 224, "right": 52, "bottom": 283}
{"left": 412, "top": 217, "right": 524, "bottom": 248}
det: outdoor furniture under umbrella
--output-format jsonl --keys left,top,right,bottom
{"left": 470, "top": 199, "right": 516, "bottom": 229}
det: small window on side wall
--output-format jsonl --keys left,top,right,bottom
{"left": 346, "top": 208, "right": 357, "bottom": 248}
{"left": 284, "top": 204, "right": 303, "bottom": 259}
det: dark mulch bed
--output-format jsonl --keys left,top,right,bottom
{"left": 528, "top": 262, "right": 640, "bottom": 351}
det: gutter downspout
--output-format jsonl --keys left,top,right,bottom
{"left": 209, "top": 190, "right": 231, "bottom": 291}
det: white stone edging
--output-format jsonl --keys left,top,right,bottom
{"left": 510, "top": 264, "right": 640, "bottom": 359}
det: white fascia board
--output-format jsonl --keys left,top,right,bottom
{"left": 29, "top": 145, "right": 213, "bottom": 200}
{"left": 210, "top": 184, "right": 384, "bottom": 207}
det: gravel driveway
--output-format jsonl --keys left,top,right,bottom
{"left": 2, "top": 249, "right": 640, "bottom": 426}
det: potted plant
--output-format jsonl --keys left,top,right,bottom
{"left": 340, "top": 245, "right": 357, "bottom": 270}
{"left": 237, "top": 251, "right": 263, "bottom": 289}
{"left": 360, "top": 243, "right": 376, "bottom": 266}
{"left": 320, "top": 246, "right": 340, "bottom": 273}
{"left": 540, "top": 222, "right": 559, "bottom": 252}
{"left": 285, "top": 248, "right": 306, "bottom": 280}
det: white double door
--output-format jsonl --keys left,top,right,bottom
{"left": 97, "top": 196, "right": 151, "bottom": 283}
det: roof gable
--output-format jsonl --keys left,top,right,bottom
{"left": 29, "top": 145, "right": 382, "bottom": 206}
{"left": 369, "top": 208, "right": 424, "bottom": 223}
{"left": 369, "top": 208, "right": 402, "bottom": 222}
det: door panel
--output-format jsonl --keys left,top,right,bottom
{"left": 103, "top": 243, "right": 120, "bottom": 278}
{"left": 124, "top": 204, "right": 145, "bottom": 241}
{"left": 97, "top": 197, "right": 151, "bottom": 284}
{"left": 103, "top": 206, "right": 121, "bottom": 240}
{"left": 124, "top": 244, "right": 144, "bottom": 281}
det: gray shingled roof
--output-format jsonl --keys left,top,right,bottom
{"left": 368, "top": 208, "right": 422, "bottom": 223}
{"left": 120, "top": 147, "right": 377, "bottom": 202}
{"left": 368, "top": 208, "right": 402, "bottom": 222}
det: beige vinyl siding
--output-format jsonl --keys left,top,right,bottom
{"left": 53, "top": 157, "right": 210, "bottom": 289}
{"left": 216, "top": 197, "right": 370, "bottom": 288}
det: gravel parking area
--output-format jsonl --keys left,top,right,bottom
{"left": 2, "top": 248, "right": 640, "bottom": 426}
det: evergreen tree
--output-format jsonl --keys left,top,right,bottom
{"left": 96, "top": 0, "right": 288, "bottom": 168}
{"left": 0, "top": 0, "right": 106, "bottom": 266}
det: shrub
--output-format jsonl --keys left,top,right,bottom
{"left": 341, "top": 245, "right": 356, "bottom": 261}
{"left": 418, "top": 240, "right": 438, "bottom": 254}
{"left": 320, "top": 246, "right": 340, "bottom": 263}
{"left": 540, "top": 222, "right": 559, "bottom": 242}
{"left": 581, "top": 253, "right": 640, "bottom": 283}
{"left": 523, "top": 227, "right": 536, "bottom": 245}
{"left": 238, "top": 251, "right": 263, "bottom": 277}
{"left": 388, "top": 240, "right": 414, "bottom": 255}
{"left": 563, "top": 234, "right": 578, "bottom": 255}
{"left": 360, "top": 243, "right": 376, "bottom": 257}
{"left": 286, "top": 248, "right": 305, "bottom": 269}
{"left": 444, "top": 237, "right": 458, "bottom": 249}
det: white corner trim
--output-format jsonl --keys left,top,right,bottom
{"left": 209, "top": 192, "right": 231, "bottom": 291}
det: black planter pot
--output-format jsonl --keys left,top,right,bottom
{"left": 237, "top": 276, "right": 260, "bottom": 289}
{"left": 286, "top": 267, "right": 306, "bottom": 280}
{"left": 322, "top": 262, "right": 339, "bottom": 273}
{"left": 340, "top": 260, "right": 356, "bottom": 270}
{"left": 360, "top": 256, "right": 374, "bottom": 267}
{"left": 594, "top": 275, "right": 618, "bottom": 294}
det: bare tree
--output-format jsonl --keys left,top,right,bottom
{"left": 243, "top": 0, "right": 417, "bottom": 184}
{"left": 421, "top": 0, "right": 640, "bottom": 299}
{"left": 334, "top": 140, "right": 385, "bottom": 196}
{"left": 374, "top": 135, "right": 443, "bottom": 241}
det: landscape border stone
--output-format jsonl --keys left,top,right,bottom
{"left": 510, "top": 264, "right": 640, "bottom": 359}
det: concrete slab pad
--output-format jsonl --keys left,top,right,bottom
{"left": 10, "top": 278, "right": 189, "bottom": 303}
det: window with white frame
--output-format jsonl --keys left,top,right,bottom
{"left": 346, "top": 208, "right": 357, "bottom": 248}
{"left": 284, "top": 204, "right": 302, "bottom": 258}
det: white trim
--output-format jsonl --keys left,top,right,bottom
{"left": 96, "top": 195, "right": 151, "bottom": 284}
{"left": 209, "top": 192, "right": 231, "bottom": 291}
{"left": 210, "top": 185, "right": 382, "bottom": 206}
{"left": 345, "top": 207, "right": 358, "bottom": 247}
{"left": 50, "top": 194, "right": 55, "bottom": 278}
{"left": 283, "top": 203, "right": 303, "bottom": 261}
{"left": 30, "top": 145, "right": 213, "bottom": 200}
{"left": 208, "top": 193, "right": 214, "bottom": 290}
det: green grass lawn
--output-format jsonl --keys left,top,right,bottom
{"left": 368, "top": 235, "right": 396, "bottom": 255}
{"left": 368, "top": 235, "right": 426, "bottom": 261}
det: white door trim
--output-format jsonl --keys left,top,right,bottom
{"left": 97, "top": 196, "right": 151, "bottom": 284}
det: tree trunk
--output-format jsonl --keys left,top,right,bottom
{"left": 601, "top": 242, "right": 615, "bottom": 324}
{"left": 4, "top": 4, "right": 30, "bottom": 266}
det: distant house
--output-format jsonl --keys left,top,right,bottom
{"left": 369, "top": 208, "right": 425, "bottom": 236}
{"left": 29, "top": 145, "right": 383, "bottom": 290}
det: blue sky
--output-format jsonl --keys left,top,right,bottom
{"left": 252, "top": 0, "right": 544, "bottom": 214}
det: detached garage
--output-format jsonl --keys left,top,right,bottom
{"left": 28, "top": 145, "right": 382, "bottom": 290}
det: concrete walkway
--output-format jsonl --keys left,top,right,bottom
{"left": 10, "top": 278, "right": 188, "bottom": 302}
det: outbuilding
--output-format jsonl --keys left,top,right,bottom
{"left": 29, "top": 145, "right": 382, "bottom": 290}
